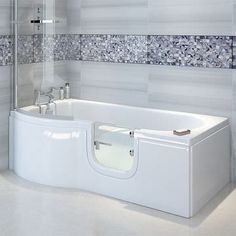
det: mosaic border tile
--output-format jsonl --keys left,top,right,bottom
{"left": 147, "top": 35, "right": 233, "bottom": 69}
{"left": 80, "top": 34, "right": 148, "bottom": 64}
{"left": 65, "top": 34, "right": 80, "bottom": 61}
{"left": 0, "top": 34, "right": 235, "bottom": 69}
{"left": 233, "top": 36, "right": 236, "bottom": 69}
{"left": 124, "top": 35, "right": 148, "bottom": 64}
{"left": 18, "top": 35, "right": 34, "bottom": 64}
{"left": 0, "top": 35, "right": 13, "bottom": 66}
{"left": 195, "top": 36, "right": 232, "bottom": 68}
{"left": 80, "top": 34, "right": 108, "bottom": 62}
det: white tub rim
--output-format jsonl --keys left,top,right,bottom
{"left": 11, "top": 99, "right": 229, "bottom": 146}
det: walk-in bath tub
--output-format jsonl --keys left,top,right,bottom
{"left": 9, "top": 99, "right": 231, "bottom": 218}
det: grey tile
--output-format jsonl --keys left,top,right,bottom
{"left": 148, "top": 35, "right": 233, "bottom": 69}
{"left": 0, "top": 33, "right": 234, "bottom": 69}
{"left": 33, "top": 34, "right": 54, "bottom": 63}
{"left": 106, "top": 35, "right": 125, "bottom": 63}
{"left": 80, "top": 34, "right": 146, "bottom": 64}
{"left": 80, "top": 34, "right": 108, "bottom": 62}
{"left": 54, "top": 34, "right": 68, "bottom": 61}
{"left": 0, "top": 35, "right": 13, "bottom": 66}
{"left": 18, "top": 35, "right": 34, "bottom": 64}
{"left": 124, "top": 35, "right": 148, "bottom": 64}
{"left": 66, "top": 34, "right": 81, "bottom": 61}
{"left": 148, "top": 35, "right": 198, "bottom": 66}
{"left": 233, "top": 37, "right": 236, "bottom": 69}
{"left": 195, "top": 36, "right": 232, "bottom": 69}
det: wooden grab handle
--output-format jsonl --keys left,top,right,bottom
{"left": 173, "top": 129, "right": 191, "bottom": 136}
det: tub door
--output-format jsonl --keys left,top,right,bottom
{"left": 87, "top": 123, "right": 138, "bottom": 179}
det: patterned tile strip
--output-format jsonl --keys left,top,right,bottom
{"left": 233, "top": 36, "right": 236, "bottom": 69}
{"left": 80, "top": 34, "right": 147, "bottom": 64}
{"left": 0, "top": 35, "right": 13, "bottom": 66}
{"left": 148, "top": 35, "right": 233, "bottom": 68}
{"left": 0, "top": 34, "right": 234, "bottom": 69}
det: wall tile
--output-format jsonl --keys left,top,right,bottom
{"left": 77, "top": 0, "right": 148, "bottom": 35}
{"left": 233, "top": 37, "right": 236, "bottom": 69}
{"left": 106, "top": 35, "right": 125, "bottom": 63}
{"left": 0, "top": 36, "right": 13, "bottom": 66}
{"left": 18, "top": 35, "right": 34, "bottom": 64}
{"left": 0, "top": 0, "right": 12, "bottom": 35}
{"left": 77, "top": 61, "right": 149, "bottom": 106}
{"left": 124, "top": 35, "right": 148, "bottom": 64}
{"left": 80, "top": 34, "right": 108, "bottom": 62}
{"left": 0, "top": 66, "right": 10, "bottom": 170}
{"left": 66, "top": 34, "right": 81, "bottom": 60}
{"left": 54, "top": 34, "right": 68, "bottom": 61}
{"left": 148, "top": 0, "right": 233, "bottom": 35}
{"left": 148, "top": 35, "right": 233, "bottom": 69}
{"left": 33, "top": 34, "right": 54, "bottom": 63}
{"left": 0, "top": 33, "right": 234, "bottom": 69}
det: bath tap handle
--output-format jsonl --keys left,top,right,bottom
{"left": 45, "top": 93, "right": 55, "bottom": 103}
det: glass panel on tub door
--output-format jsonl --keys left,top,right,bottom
{"left": 17, "top": 0, "right": 68, "bottom": 108}
{"left": 94, "top": 123, "right": 135, "bottom": 172}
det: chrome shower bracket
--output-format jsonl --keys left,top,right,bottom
{"left": 31, "top": 5, "right": 43, "bottom": 32}
{"left": 31, "top": 5, "right": 58, "bottom": 33}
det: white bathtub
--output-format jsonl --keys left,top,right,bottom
{"left": 9, "top": 99, "right": 231, "bottom": 218}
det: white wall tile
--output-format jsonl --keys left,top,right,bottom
{"left": 148, "top": 0, "right": 233, "bottom": 35}
{"left": 67, "top": 0, "right": 148, "bottom": 34}
{"left": 233, "top": 0, "right": 236, "bottom": 35}
{"left": 148, "top": 66, "right": 233, "bottom": 116}
{"left": 66, "top": 61, "right": 82, "bottom": 99}
{"left": 76, "top": 61, "right": 149, "bottom": 106}
{"left": 0, "top": 0, "right": 12, "bottom": 35}
{"left": 0, "top": 0, "right": 11, "bottom": 169}
{"left": 66, "top": 0, "right": 234, "bottom": 35}
{"left": 0, "top": 66, "right": 11, "bottom": 170}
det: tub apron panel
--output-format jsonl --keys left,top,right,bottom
{"left": 12, "top": 115, "right": 88, "bottom": 188}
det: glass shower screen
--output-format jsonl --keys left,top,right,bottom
{"left": 14, "top": 0, "right": 68, "bottom": 108}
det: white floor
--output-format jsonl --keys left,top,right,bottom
{"left": 0, "top": 172, "right": 235, "bottom": 236}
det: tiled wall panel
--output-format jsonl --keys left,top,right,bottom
{"left": 75, "top": 61, "right": 149, "bottom": 107}
{"left": 67, "top": 0, "right": 234, "bottom": 36}
{"left": 232, "top": 70, "right": 236, "bottom": 181}
{"left": 67, "top": 0, "right": 148, "bottom": 34}
{"left": 149, "top": 0, "right": 233, "bottom": 35}
{"left": 0, "top": 0, "right": 11, "bottom": 170}
{"left": 0, "top": 66, "right": 10, "bottom": 170}
{"left": 0, "top": 0, "right": 12, "bottom": 35}
{"left": 148, "top": 66, "right": 233, "bottom": 117}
